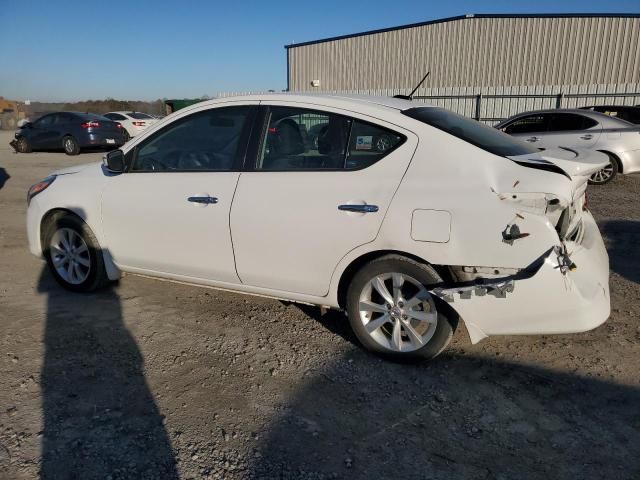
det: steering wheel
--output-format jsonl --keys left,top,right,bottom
{"left": 138, "top": 156, "right": 170, "bottom": 171}
{"left": 178, "top": 151, "right": 212, "bottom": 170}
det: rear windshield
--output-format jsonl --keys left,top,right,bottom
{"left": 75, "top": 113, "right": 111, "bottom": 121}
{"left": 403, "top": 107, "right": 539, "bottom": 157}
{"left": 128, "top": 112, "right": 153, "bottom": 119}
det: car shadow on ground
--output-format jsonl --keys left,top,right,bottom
{"left": 0, "top": 167, "right": 9, "bottom": 190}
{"left": 37, "top": 268, "right": 178, "bottom": 479}
{"left": 250, "top": 349, "right": 640, "bottom": 480}
{"left": 600, "top": 220, "right": 640, "bottom": 284}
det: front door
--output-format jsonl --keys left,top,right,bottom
{"left": 101, "top": 104, "right": 256, "bottom": 283}
{"left": 230, "top": 104, "right": 418, "bottom": 296}
{"left": 30, "top": 114, "right": 57, "bottom": 149}
{"left": 502, "top": 113, "right": 551, "bottom": 147}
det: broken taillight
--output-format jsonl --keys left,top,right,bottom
{"left": 583, "top": 191, "right": 588, "bottom": 211}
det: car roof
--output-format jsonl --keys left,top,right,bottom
{"left": 196, "top": 93, "right": 429, "bottom": 114}
{"left": 497, "top": 108, "right": 633, "bottom": 128}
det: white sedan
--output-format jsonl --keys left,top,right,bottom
{"left": 103, "top": 111, "right": 158, "bottom": 141}
{"left": 26, "top": 94, "right": 611, "bottom": 360}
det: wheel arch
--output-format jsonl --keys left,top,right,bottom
{"left": 39, "top": 207, "right": 121, "bottom": 281}
{"left": 335, "top": 249, "right": 455, "bottom": 310}
{"left": 596, "top": 150, "right": 623, "bottom": 173}
{"left": 40, "top": 208, "right": 82, "bottom": 251}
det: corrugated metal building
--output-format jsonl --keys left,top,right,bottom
{"left": 285, "top": 14, "right": 640, "bottom": 92}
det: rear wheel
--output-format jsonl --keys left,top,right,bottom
{"left": 122, "top": 128, "right": 131, "bottom": 142}
{"left": 17, "top": 137, "right": 32, "bottom": 153}
{"left": 62, "top": 136, "right": 80, "bottom": 156}
{"left": 588, "top": 155, "right": 618, "bottom": 185}
{"left": 42, "top": 213, "right": 111, "bottom": 292}
{"left": 346, "top": 255, "right": 455, "bottom": 361}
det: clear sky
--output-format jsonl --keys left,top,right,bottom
{"left": 1, "top": 0, "right": 638, "bottom": 102}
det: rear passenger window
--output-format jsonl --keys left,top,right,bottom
{"left": 257, "top": 107, "right": 350, "bottom": 170}
{"left": 255, "top": 106, "right": 405, "bottom": 170}
{"left": 549, "top": 113, "right": 598, "bottom": 131}
{"left": 347, "top": 121, "right": 404, "bottom": 169}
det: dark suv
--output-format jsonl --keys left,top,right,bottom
{"left": 13, "top": 112, "right": 125, "bottom": 155}
{"left": 580, "top": 105, "right": 640, "bottom": 125}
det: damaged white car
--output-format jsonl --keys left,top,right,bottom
{"left": 26, "top": 95, "right": 611, "bottom": 360}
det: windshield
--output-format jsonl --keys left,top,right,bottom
{"left": 128, "top": 112, "right": 153, "bottom": 119}
{"left": 403, "top": 107, "right": 539, "bottom": 157}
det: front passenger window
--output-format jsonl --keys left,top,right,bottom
{"left": 131, "top": 106, "right": 251, "bottom": 172}
{"left": 503, "top": 115, "right": 549, "bottom": 134}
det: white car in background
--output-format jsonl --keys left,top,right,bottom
{"left": 26, "top": 94, "right": 610, "bottom": 361}
{"left": 496, "top": 109, "right": 640, "bottom": 185}
{"left": 103, "top": 111, "right": 159, "bottom": 141}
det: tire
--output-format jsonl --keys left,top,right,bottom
{"left": 42, "top": 213, "right": 111, "bottom": 292}
{"left": 122, "top": 128, "right": 131, "bottom": 142}
{"left": 346, "top": 255, "right": 456, "bottom": 361}
{"left": 62, "top": 135, "right": 80, "bottom": 156}
{"left": 588, "top": 155, "right": 618, "bottom": 185}
{"left": 17, "top": 136, "right": 32, "bottom": 153}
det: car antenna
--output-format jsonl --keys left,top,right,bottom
{"left": 393, "top": 71, "right": 430, "bottom": 100}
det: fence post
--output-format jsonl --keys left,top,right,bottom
{"left": 475, "top": 94, "right": 482, "bottom": 120}
{"left": 556, "top": 93, "right": 564, "bottom": 109}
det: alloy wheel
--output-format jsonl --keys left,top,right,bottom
{"left": 49, "top": 228, "right": 91, "bottom": 285}
{"left": 358, "top": 272, "right": 438, "bottom": 352}
{"left": 64, "top": 138, "right": 75, "bottom": 154}
{"left": 590, "top": 163, "right": 615, "bottom": 184}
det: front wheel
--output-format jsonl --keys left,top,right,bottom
{"left": 17, "top": 136, "right": 32, "bottom": 153}
{"left": 43, "top": 213, "right": 111, "bottom": 292}
{"left": 346, "top": 255, "right": 455, "bottom": 361}
{"left": 589, "top": 156, "right": 618, "bottom": 185}
{"left": 62, "top": 136, "right": 80, "bottom": 155}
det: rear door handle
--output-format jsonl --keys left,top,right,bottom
{"left": 580, "top": 134, "right": 593, "bottom": 140}
{"left": 526, "top": 136, "right": 539, "bottom": 142}
{"left": 188, "top": 195, "right": 218, "bottom": 204}
{"left": 338, "top": 204, "right": 379, "bottom": 213}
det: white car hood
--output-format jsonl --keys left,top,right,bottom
{"left": 52, "top": 161, "right": 103, "bottom": 176}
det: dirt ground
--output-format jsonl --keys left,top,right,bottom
{"left": 0, "top": 130, "right": 638, "bottom": 480}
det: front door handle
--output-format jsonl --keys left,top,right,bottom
{"left": 580, "top": 134, "right": 593, "bottom": 140}
{"left": 188, "top": 196, "right": 218, "bottom": 204}
{"left": 338, "top": 204, "right": 379, "bottom": 213}
{"left": 526, "top": 136, "right": 539, "bottom": 142}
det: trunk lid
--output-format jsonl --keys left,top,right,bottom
{"left": 506, "top": 148, "right": 606, "bottom": 241}
{"left": 508, "top": 147, "right": 609, "bottom": 179}
{"left": 539, "top": 147, "right": 610, "bottom": 177}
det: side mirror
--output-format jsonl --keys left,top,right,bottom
{"left": 104, "top": 149, "right": 126, "bottom": 173}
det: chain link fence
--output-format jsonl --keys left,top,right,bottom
{"left": 217, "top": 83, "right": 640, "bottom": 125}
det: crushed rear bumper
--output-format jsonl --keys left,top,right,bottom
{"left": 440, "top": 211, "right": 610, "bottom": 343}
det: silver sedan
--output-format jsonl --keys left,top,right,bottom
{"left": 496, "top": 109, "right": 640, "bottom": 184}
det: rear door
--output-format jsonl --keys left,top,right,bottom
{"left": 543, "top": 113, "right": 601, "bottom": 149}
{"left": 230, "top": 103, "right": 417, "bottom": 296}
{"left": 30, "top": 114, "right": 56, "bottom": 148}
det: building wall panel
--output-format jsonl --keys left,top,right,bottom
{"left": 287, "top": 16, "right": 640, "bottom": 92}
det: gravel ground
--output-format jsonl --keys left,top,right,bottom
{"left": 0, "top": 130, "right": 639, "bottom": 480}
